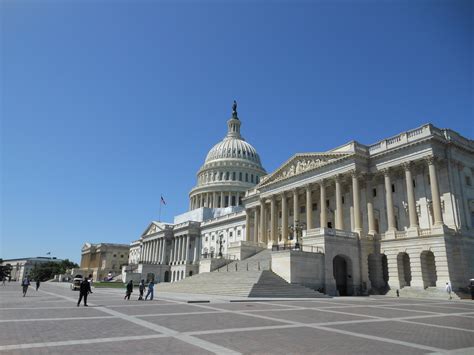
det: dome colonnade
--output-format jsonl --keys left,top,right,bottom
{"left": 189, "top": 102, "right": 266, "bottom": 210}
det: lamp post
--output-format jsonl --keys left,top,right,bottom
{"left": 289, "top": 222, "right": 306, "bottom": 250}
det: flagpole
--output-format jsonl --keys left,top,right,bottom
{"left": 159, "top": 196, "right": 162, "bottom": 222}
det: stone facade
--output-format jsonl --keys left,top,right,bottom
{"left": 80, "top": 243, "right": 129, "bottom": 281}
{"left": 243, "top": 124, "right": 474, "bottom": 295}
{"left": 121, "top": 104, "right": 472, "bottom": 297}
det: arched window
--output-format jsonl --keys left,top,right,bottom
{"left": 232, "top": 172, "right": 236, "bottom": 180}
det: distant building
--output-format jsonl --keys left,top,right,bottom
{"left": 80, "top": 243, "right": 129, "bottom": 281}
{"left": 1, "top": 257, "right": 63, "bottom": 282}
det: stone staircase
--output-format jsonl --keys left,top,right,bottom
{"left": 155, "top": 270, "right": 326, "bottom": 298}
{"left": 216, "top": 249, "right": 272, "bottom": 272}
{"left": 385, "top": 286, "right": 468, "bottom": 300}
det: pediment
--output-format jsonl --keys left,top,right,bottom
{"left": 141, "top": 221, "right": 163, "bottom": 237}
{"left": 258, "top": 152, "right": 351, "bottom": 187}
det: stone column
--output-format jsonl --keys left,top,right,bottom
{"left": 213, "top": 192, "right": 218, "bottom": 208}
{"left": 403, "top": 163, "right": 419, "bottom": 229}
{"left": 236, "top": 192, "right": 240, "bottom": 206}
{"left": 253, "top": 208, "right": 259, "bottom": 243}
{"left": 427, "top": 157, "right": 444, "bottom": 226}
{"left": 306, "top": 185, "right": 313, "bottom": 229}
{"left": 335, "top": 176, "right": 344, "bottom": 230}
{"left": 158, "top": 239, "right": 162, "bottom": 264}
{"left": 227, "top": 192, "right": 232, "bottom": 207}
{"left": 245, "top": 211, "right": 251, "bottom": 241}
{"left": 352, "top": 172, "right": 362, "bottom": 234}
{"left": 220, "top": 192, "right": 224, "bottom": 207}
{"left": 384, "top": 169, "right": 396, "bottom": 231}
{"left": 260, "top": 200, "right": 266, "bottom": 244}
{"left": 174, "top": 238, "right": 179, "bottom": 264}
{"left": 270, "top": 196, "right": 277, "bottom": 246}
{"left": 151, "top": 240, "right": 155, "bottom": 263}
{"left": 292, "top": 189, "right": 299, "bottom": 239}
{"left": 281, "top": 193, "right": 288, "bottom": 243}
{"left": 366, "top": 177, "right": 376, "bottom": 235}
{"left": 142, "top": 243, "right": 148, "bottom": 263}
{"left": 193, "top": 236, "right": 199, "bottom": 264}
{"left": 185, "top": 235, "right": 190, "bottom": 264}
{"left": 320, "top": 181, "right": 327, "bottom": 228}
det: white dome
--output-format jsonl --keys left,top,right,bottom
{"left": 205, "top": 137, "right": 262, "bottom": 166}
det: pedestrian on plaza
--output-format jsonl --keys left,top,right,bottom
{"left": 77, "top": 276, "right": 92, "bottom": 307}
{"left": 446, "top": 281, "right": 452, "bottom": 300}
{"left": 21, "top": 277, "right": 30, "bottom": 297}
{"left": 35, "top": 279, "right": 41, "bottom": 291}
{"left": 138, "top": 279, "right": 145, "bottom": 300}
{"left": 2, "top": 277, "right": 6, "bottom": 286}
{"left": 145, "top": 280, "right": 154, "bottom": 301}
{"left": 124, "top": 280, "right": 133, "bottom": 300}
{"left": 396, "top": 289, "right": 400, "bottom": 297}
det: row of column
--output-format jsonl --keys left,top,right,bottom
{"left": 190, "top": 191, "right": 242, "bottom": 210}
{"left": 245, "top": 158, "right": 444, "bottom": 244}
{"left": 141, "top": 238, "right": 166, "bottom": 264}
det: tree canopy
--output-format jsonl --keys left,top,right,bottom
{"left": 0, "top": 259, "right": 13, "bottom": 280}
{"left": 29, "top": 259, "right": 79, "bottom": 281}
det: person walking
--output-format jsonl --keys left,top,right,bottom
{"left": 2, "top": 277, "right": 6, "bottom": 286}
{"left": 77, "top": 276, "right": 92, "bottom": 307}
{"left": 124, "top": 280, "right": 133, "bottom": 300}
{"left": 35, "top": 279, "right": 41, "bottom": 291}
{"left": 145, "top": 280, "right": 154, "bottom": 301}
{"left": 138, "top": 279, "right": 145, "bottom": 300}
{"left": 446, "top": 281, "right": 452, "bottom": 300}
{"left": 21, "top": 277, "right": 30, "bottom": 297}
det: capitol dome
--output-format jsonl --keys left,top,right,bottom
{"left": 189, "top": 102, "right": 266, "bottom": 210}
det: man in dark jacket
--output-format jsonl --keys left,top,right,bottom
{"left": 124, "top": 280, "right": 133, "bottom": 300}
{"left": 77, "top": 277, "right": 92, "bottom": 307}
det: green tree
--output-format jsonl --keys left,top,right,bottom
{"left": 0, "top": 259, "right": 13, "bottom": 280}
{"left": 29, "top": 259, "right": 79, "bottom": 281}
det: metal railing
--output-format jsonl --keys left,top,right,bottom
{"left": 201, "top": 253, "right": 237, "bottom": 260}
{"left": 271, "top": 243, "right": 323, "bottom": 253}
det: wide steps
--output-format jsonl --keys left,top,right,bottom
{"left": 155, "top": 270, "right": 326, "bottom": 298}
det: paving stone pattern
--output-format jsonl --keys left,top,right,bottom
{"left": 0, "top": 283, "right": 473, "bottom": 354}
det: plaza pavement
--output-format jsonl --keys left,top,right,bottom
{"left": 0, "top": 282, "right": 473, "bottom": 354}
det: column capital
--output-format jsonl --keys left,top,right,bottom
{"left": 349, "top": 169, "right": 361, "bottom": 179}
{"left": 381, "top": 167, "right": 392, "bottom": 177}
{"left": 424, "top": 155, "right": 437, "bottom": 166}
{"left": 401, "top": 161, "right": 414, "bottom": 171}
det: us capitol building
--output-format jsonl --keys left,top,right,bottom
{"left": 88, "top": 102, "right": 473, "bottom": 297}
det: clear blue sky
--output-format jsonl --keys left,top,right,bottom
{"left": 1, "top": 0, "right": 472, "bottom": 263}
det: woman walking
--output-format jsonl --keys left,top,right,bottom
{"left": 138, "top": 279, "right": 145, "bottom": 300}
{"left": 124, "top": 280, "right": 133, "bottom": 300}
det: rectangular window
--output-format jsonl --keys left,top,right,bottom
{"left": 300, "top": 206, "right": 306, "bottom": 213}
{"left": 342, "top": 196, "right": 345, "bottom": 204}
{"left": 372, "top": 188, "right": 377, "bottom": 197}
{"left": 245, "top": 173, "right": 248, "bottom": 182}
{"left": 256, "top": 176, "right": 259, "bottom": 183}
{"left": 413, "top": 179, "right": 416, "bottom": 188}
{"left": 279, "top": 211, "right": 282, "bottom": 218}
{"left": 251, "top": 174, "right": 254, "bottom": 183}
{"left": 232, "top": 172, "right": 236, "bottom": 180}
{"left": 239, "top": 172, "right": 242, "bottom": 181}
{"left": 312, "top": 203, "right": 318, "bottom": 211}
{"left": 326, "top": 199, "right": 330, "bottom": 207}
{"left": 466, "top": 176, "right": 472, "bottom": 186}
{"left": 391, "top": 184, "right": 395, "bottom": 193}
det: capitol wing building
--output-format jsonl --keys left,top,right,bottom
{"left": 122, "top": 105, "right": 474, "bottom": 297}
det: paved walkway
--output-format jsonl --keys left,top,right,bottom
{"left": 1, "top": 282, "right": 473, "bottom": 354}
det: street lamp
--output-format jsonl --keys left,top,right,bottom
{"left": 289, "top": 222, "right": 306, "bottom": 250}
{"left": 218, "top": 235, "right": 224, "bottom": 257}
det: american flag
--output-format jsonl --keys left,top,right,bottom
{"left": 160, "top": 195, "right": 166, "bottom": 205}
